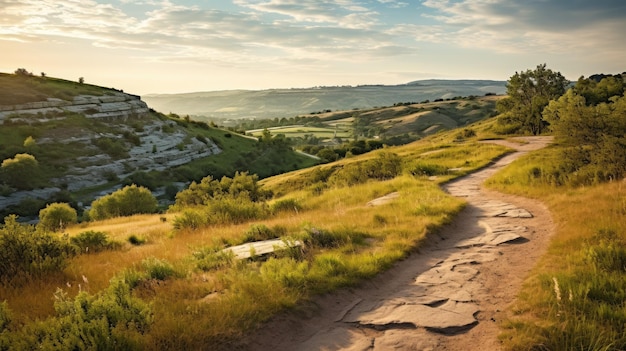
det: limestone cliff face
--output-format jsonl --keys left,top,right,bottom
{"left": 0, "top": 92, "right": 149, "bottom": 123}
{"left": 0, "top": 93, "right": 223, "bottom": 210}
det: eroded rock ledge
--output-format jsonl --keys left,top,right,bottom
{"left": 0, "top": 92, "right": 149, "bottom": 123}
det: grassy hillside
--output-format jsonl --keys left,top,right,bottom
{"left": 0, "top": 120, "right": 513, "bottom": 349}
{"left": 241, "top": 96, "right": 502, "bottom": 164}
{"left": 485, "top": 146, "right": 626, "bottom": 349}
{"left": 0, "top": 72, "right": 115, "bottom": 105}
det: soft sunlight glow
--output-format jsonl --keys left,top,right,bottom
{"left": 1, "top": 0, "right": 624, "bottom": 94}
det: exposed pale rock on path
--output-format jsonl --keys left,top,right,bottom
{"left": 236, "top": 137, "right": 554, "bottom": 351}
{"left": 224, "top": 239, "right": 302, "bottom": 260}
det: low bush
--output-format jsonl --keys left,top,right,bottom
{"left": 408, "top": 162, "right": 448, "bottom": 177}
{"left": 0, "top": 215, "right": 76, "bottom": 282}
{"left": 241, "top": 224, "right": 282, "bottom": 243}
{"left": 270, "top": 198, "right": 303, "bottom": 214}
{"left": 128, "top": 234, "right": 147, "bottom": 246}
{"left": 299, "top": 226, "right": 367, "bottom": 249}
{"left": 192, "top": 247, "right": 235, "bottom": 271}
{"left": 0, "top": 278, "right": 152, "bottom": 350}
{"left": 90, "top": 184, "right": 158, "bottom": 220}
{"left": 172, "top": 208, "right": 209, "bottom": 230}
{"left": 141, "top": 257, "right": 179, "bottom": 281}
{"left": 71, "top": 230, "right": 120, "bottom": 253}
{"left": 38, "top": 202, "right": 78, "bottom": 232}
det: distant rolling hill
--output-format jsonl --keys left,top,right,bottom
{"left": 144, "top": 80, "right": 506, "bottom": 120}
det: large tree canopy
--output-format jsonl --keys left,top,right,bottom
{"left": 497, "top": 64, "right": 569, "bottom": 135}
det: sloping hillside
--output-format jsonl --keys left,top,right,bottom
{"left": 0, "top": 73, "right": 318, "bottom": 219}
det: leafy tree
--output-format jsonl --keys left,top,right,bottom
{"left": 89, "top": 184, "right": 157, "bottom": 220}
{"left": 38, "top": 203, "right": 78, "bottom": 232}
{"left": 0, "top": 153, "right": 41, "bottom": 190}
{"left": 497, "top": 64, "right": 568, "bottom": 135}
{"left": 572, "top": 75, "right": 625, "bottom": 106}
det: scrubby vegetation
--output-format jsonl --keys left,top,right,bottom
{"left": 0, "top": 122, "right": 508, "bottom": 349}
{"left": 1, "top": 66, "right": 624, "bottom": 350}
{"left": 485, "top": 70, "right": 626, "bottom": 350}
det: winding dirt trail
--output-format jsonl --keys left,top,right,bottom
{"left": 236, "top": 137, "right": 554, "bottom": 351}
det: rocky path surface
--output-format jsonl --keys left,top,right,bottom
{"left": 237, "top": 137, "right": 553, "bottom": 351}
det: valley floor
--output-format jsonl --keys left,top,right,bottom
{"left": 233, "top": 137, "right": 554, "bottom": 350}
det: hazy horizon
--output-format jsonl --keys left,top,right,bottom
{"left": 2, "top": 1, "right": 624, "bottom": 95}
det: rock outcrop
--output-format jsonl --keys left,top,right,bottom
{"left": 0, "top": 93, "right": 223, "bottom": 210}
{"left": 0, "top": 92, "right": 149, "bottom": 123}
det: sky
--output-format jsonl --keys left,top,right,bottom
{"left": 1, "top": 0, "right": 625, "bottom": 94}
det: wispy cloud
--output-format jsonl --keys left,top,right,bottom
{"left": 420, "top": 0, "right": 626, "bottom": 55}
{"left": 0, "top": 0, "right": 408, "bottom": 65}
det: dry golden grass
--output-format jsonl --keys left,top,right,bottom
{"left": 487, "top": 150, "right": 626, "bottom": 350}
{"left": 1, "top": 126, "right": 513, "bottom": 348}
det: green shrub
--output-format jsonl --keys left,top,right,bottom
{"left": 172, "top": 208, "right": 208, "bottom": 230}
{"left": 127, "top": 234, "right": 146, "bottom": 246}
{"left": 300, "top": 227, "right": 347, "bottom": 249}
{"left": 271, "top": 198, "right": 303, "bottom": 214}
{"left": 38, "top": 202, "right": 78, "bottom": 232}
{"left": 0, "top": 215, "right": 76, "bottom": 282}
{"left": 207, "top": 196, "right": 268, "bottom": 225}
{"left": 118, "top": 268, "right": 146, "bottom": 289}
{"left": 241, "top": 224, "right": 282, "bottom": 243}
{"left": 93, "top": 137, "right": 128, "bottom": 158}
{"left": 141, "top": 257, "right": 178, "bottom": 281}
{"left": 123, "top": 171, "right": 159, "bottom": 190}
{"left": 192, "top": 247, "right": 235, "bottom": 271}
{"left": 0, "top": 279, "right": 151, "bottom": 350}
{"left": 71, "top": 231, "right": 120, "bottom": 253}
{"left": 90, "top": 184, "right": 158, "bottom": 220}
{"left": 0, "top": 153, "right": 42, "bottom": 190}
{"left": 408, "top": 162, "right": 448, "bottom": 177}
